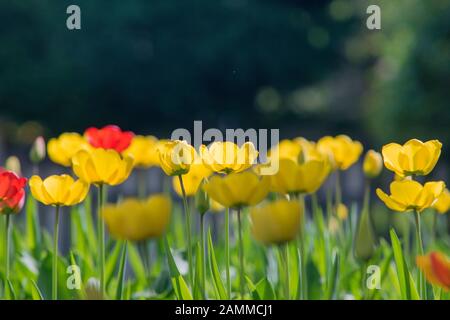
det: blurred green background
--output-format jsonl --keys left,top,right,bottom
{"left": 0, "top": 0, "right": 449, "bottom": 155}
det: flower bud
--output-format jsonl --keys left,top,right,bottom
{"left": 5, "top": 156, "right": 22, "bottom": 176}
{"left": 363, "top": 150, "right": 382, "bottom": 178}
{"left": 336, "top": 203, "right": 348, "bottom": 221}
{"left": 30, "top": 136, "right": 46, "bottom": 164}
{"left": 354, "top": 207, "right": 377, "bottom": 261}
{"left": 195, "top": 181, "right": 210, "bottom": 215}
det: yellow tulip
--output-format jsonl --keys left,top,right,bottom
{"left": 376, "top": 180, "right": 445, "bottom": 213}
{"left": 123, "top": 135, "right": 160, "bottom": 168}
{"left": 29, "top": 175, "right": 89, "bottom": 206}
{"left": 200, "top": 141, "right": 258, "bottom": 174}
{"left": 47, "top": 132, "right": 92, "bottom": 167}
{"left": 250, "top": 199, "right": 302, "bottom": 245}
{"left": 363, "top": 150, "right": 383, "bottom": 178}
{"left": 433, "top": 188, "right": 450, "bottom": 214}
{"left": 267, "top": 158, "right": 330, "bottom": 195}
{"left": 72, "top": 148, "right": 134, "bottom": 186}
{"left": 172, "top": 163, "right": 212, "bottom": 197}
{"left": 336, "top": 203, "right": 348, "bottom": 220}
{"left": 102, "top": 194, "right": 171, "bottom": 241}
{"left": 210, "top": 199, "right": 224, "bottom": 212}
{"left": 416, "top": 251, "right": 450, "bottom": 291}
{"left": 158, "top": 140, "right": 196, "bottom": 176}
{"left": 268, "top": 139, "right": 302, "bottom": 162}
{"left": 382, "top": 139, "right": 442, "bottom": 177}
{"left": 203, "top": 171, "right": 270, "bottom": 209}
{"left": 317, "top": 135, "right": 363, "bottom": 170}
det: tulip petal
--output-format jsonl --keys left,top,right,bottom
{"left": 382, "top": 143, "right": 403, "bottom": 175}
{"left": 376, "top": 188, "right": 406, "bottom": 212}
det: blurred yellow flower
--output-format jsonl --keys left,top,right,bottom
{"left": 363, "top": 150, "right": 383, "bottom": 178}
{"left": 72, "top": 149, "right": 134, "bottom": 186}
{"left": 250, "top": 199, "right": 302, "bottom": 245}
{"left": 29, "top": 175, "right": 89, "bottom": 206}
{"left": 376, "top": 180, "right": 445, "bottom": 213}
{"left": 172, "top": 163, "right": 212, "bottom": 197}
{"left": 267, "top": 158, "right": 329, "bottom": 195}
{"left": 123, "top": 135, "right": 160, "bottom": 168}
{"left": 200, "top": 141, "right": 258, "bottom": 174}
{"left": 103, "top": 194, "right": 171, "bottom": 241}
{"left": 433, "top": 188, "right": 450, "bottom": 214}
{"left": 382, "top": 139, "right": 442, "bottom": 177}
{"left": 210, "top": 199, "right": 224, "bottom": 212}
{"left": 158, "top": 140, "right": 196, "bottom": 176}
{"left": 48, "top": 132, "right": 92, "bottom": 167}
{"left": 203, "top": 171, "right": 270, "bottom": 209}
{"left": 317, "top": 135, "right": 363, "bottom": 170}
{"left": 416, "top": 251, "right": 450, "bottom": 291}
{"left": 268, "top": 139, "right": 302, "bottom": 162}
{"left": 336, "top": 203, "right": 348, "bottom": 220}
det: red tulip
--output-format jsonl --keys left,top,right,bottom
{"left": 85, "top": 125, "right": 134, "bottom": 152}
{"left": 0, "top": 168, "right": 27, "bottom": 214}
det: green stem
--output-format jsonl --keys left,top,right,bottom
{"left": 283, "top": 243, "right": 290, "bottom": 300}
{"left": 5, "top": 214, "right": 11, "bottom": 282}
{"left": 140, "top": 241, "right": 152, "bottom": 286}
{"left": 225, "top": 207, "right": 231, "bottom": 298}
{"left": 432, "top": 211, "right": 437, "bottom": 243}
{"left": 53, "top": 206, "right": 60, "bottom": 300}
{"left": 414, "top": 210, "right": 426, "bottom": 300}
{"left": 98, "top": 184, "right": 106, "bottom": 297}
{"left": 178, "top": 175, "right": 193, "bottom": 287}
{"left": 237, "top": 208, "right": 245, "bottom": 299}
{"left": 200, "top": 214, "right": 206, "bottom": 299}
{"left": 298, "top": 195, "right": 307, "bottom": 299}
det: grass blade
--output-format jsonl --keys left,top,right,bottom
{"left": 164, "top": 237, "right": 192, "bottom": 300}
{"left": 207, "top": 229, "right": 227, "bottom": 299}
{"left": 115, "top": 241, "right": 128, "bottom": 300}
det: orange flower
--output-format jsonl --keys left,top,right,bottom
{"left": 416, "top": 251, "right": 450, "bottom": 291}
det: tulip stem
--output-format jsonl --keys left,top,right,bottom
{"left": 237, "top": 208, "right": 245, "bottom": 299}
{"left": 414, "top": 210, "right": 427, "bottom": 300}
{"left": 53, "top": 205, "right": 60, "bottom": 300}
{"left": 200, "top": 213, "right": 206, "bottom": 299}
{"left": 4, "top": 213, "right": 11, "bottom": 282}
{"left": 298, "top": 195, "right": 307, "bottom": 299}
{"left": 98, "top": 184, "right": 106, "bottom": 297}
{"left": 178, "top": 175, "right": 193, "bottom": 288}
{"left": 283, "top": 243, "right": 290, "bottom": 299}
{"left": 225, "top": 207, "right": 231, "bottom": 298}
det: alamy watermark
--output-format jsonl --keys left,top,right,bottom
{"left": 170, "top": 121, "right": 280, "bottom": 175}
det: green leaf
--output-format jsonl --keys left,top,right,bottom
{"left": 25, "top": 197, "right": 41, "bottom": 254}
{"left": 115, "top": 241, "right": 128, "bottom": 300}
{"left": 246, "top": 276, "right": 276, "bottom": 300}
{"left": 193, "top": 242, "right": 202, "bottom": 299}
{"left": 105, "top": 241, "right": 122, "bottom": 287}
{"left": 207, "top": 229, "right": 227, "bottom": 299}
{"left": 127, "top": 243, "right": 146, "bottom": 283}
{"left": 164, "top": 237, "right": 192, "bottom": 300}
{"left": 82, "top": 193, "right": 98, "bottom": 254}
{"left": 390, "top": 229, "right": 412, "bottom": 299}
{"left": 325, "top": 251, "right": 340, "bottom": 300}
{"left": 30, "top": 280, "right": 44, "bottom": 300}
{"left": 5, "top": 280, "right": 16, "bottom": 300}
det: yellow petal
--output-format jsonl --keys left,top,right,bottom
{"left": 29, "top": 176, "right": 53, "bottom": 205}
{"left": 376, "top": 188, "right": 407, "bottom": 212}
{"left": 382, "top": 143, "right": 403, "bottom": 176}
